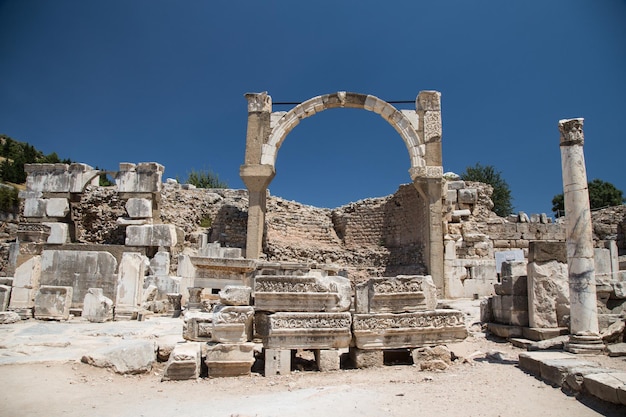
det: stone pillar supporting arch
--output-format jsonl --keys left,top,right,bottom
{"left": 240, "top": 91, "right": 444, "bottom": 294}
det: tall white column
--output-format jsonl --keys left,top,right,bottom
{"left": 558, "top": 118, "right": 603, "bottom": 354}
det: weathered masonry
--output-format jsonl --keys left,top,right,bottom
{"left": 240, "top": 91, "right": 446, "bottom": 292}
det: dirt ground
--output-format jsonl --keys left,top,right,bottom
{"left": 1, "top": 301, "right": 625, "bottom": 417}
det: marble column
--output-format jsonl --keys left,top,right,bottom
{"left": 558, "top": 118, "right": 603, "bottom": 353}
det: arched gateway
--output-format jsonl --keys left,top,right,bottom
{"left": 240, "top": 91, "right": 446, "bottom": 293}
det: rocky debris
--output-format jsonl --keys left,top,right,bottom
{"left": 0, "top": 311, "right": 20, "bottom": 324}
{"left": 527, "top": 336, "right": 569, "bottom": 351}
{"left": 601, "top": 319, "right": 625, "bottom": 344}
{"left": 81, "top": 339, "right": 156, "bottom": 374}
{"left": 412, "top": 345, "right": 453, "bottom": 371}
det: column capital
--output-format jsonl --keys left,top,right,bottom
{"left": 245, "top": 92, "right": 272, "bottom": 113}
{"left": 416, "top": 91, "right": 441, "bottom": 112}
{"left": 240, "top": 164, "right": 275, "bottom": 192}
{"left": 559, "top": 118, "right": 584, "bottom": 146}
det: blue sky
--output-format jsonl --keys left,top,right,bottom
{"left": 1, "top": 1, "right": 624, "bottom": 216}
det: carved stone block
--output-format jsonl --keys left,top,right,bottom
{"left": 255, "top": 312, "right": 352, "bottom": 349}
{"left": 162, "top": 342, "right": 202, "bottom": 381}
{"left": 219, "top": 285, "right": 252, "bottom": 306}
{"left": 82, "top": 288, "right": 113, "bottom": 323}
{"left": 355, "top": 276, "right": 437, "bottom": 314}
{"left": 205, "top": 342, "right": 255, "bottom": 377}
{"left": 212, "top": 305, "right": 254, "bottom": 343}
{"left": 254, "top": 275, "right": 351, "bottom": 312}
{"left": 183, "top": 311, "right": 213, "bottom": 341}
{"left": 352, "top": 310, "right": 467, "bottom": 350}
{"left": 34, "top": 285, "right": 73, "bottom": 320}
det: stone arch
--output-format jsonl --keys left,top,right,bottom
{"left": 241, "top": 90, "right": 445, "bottom": 295}
{"left": 261, "top": 92, "right": 426, "bottom": 169}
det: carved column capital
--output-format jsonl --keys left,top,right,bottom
{"left": 245, "top": 92, "right": 272, "bottom": 113}
{"left": 559, "top": 118, "right": 584, "bottom": 146}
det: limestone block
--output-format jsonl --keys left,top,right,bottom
{"left": 212, "top": 305, "right": 254, "bottom": 343}
{"left": 162, "top": 342, "right": 202, "bottom": 381}
{"left": 528, "top": 241, "right": 567, "bottom": 263}
{"left": 219, "top": 285, "right": 252, "bottom": 306}
{"left": 125, "top": 224, "right": 178, "bottom": 247}
{"left": 352, "top": 310, "right": 467, "bottom": 350}
{"left": 143, "top": 275, "right": 180, "bottom": 298}
{"left": 115, "top": 252, "right": 148, "bottom": 311}
{"left": 315, "top": 349, "right": 340, "bottom": 372}
{"left": 68, "top": 163, "right": 100, "bottom": 192}
{"left": 255, "top": 312, "right": 352, "bottom": 349}
{"left": 42, "top": 222, "right": 69, "bottom": 244}
{"left": 9, "top": 255, "right": 41, "bottom": 310}
{"left": 39, "top": 250, "right": 117, "bottom": 307}
{"left": 451, "top": 210, "right": 471, "bottom": 222}
{"left": 34, "top": 285, "right": 73, "bottom": 320}
{"left": 0, "top": 285, "right": 11, "bottom": 311}
{"left": 264, "top": 348, "right": 291, "bottom": 376}
{"left": 82, "top": 288, "right": 113, "bottom": 323}
{"left": 412, "top": 345, "right": 452, "bottom": 370}
{"left": 149, "top": 251, "right": 170, "bottom": 276}
{"left": 458, "top": 188, "right": 478, "bottom": 204}
{"left": 81, "top": 339, "right": 156, "bottom": 374}
{"left": 45, "top": 198, "right": 70, "bottom": 217}
{"left": 24, "top": 163, "right": 70, "bottom": 192}
{"left": 254, "top": 275, "right": 351, "bottom": 312}
{"left": 527, "top": 260, "right": 570, "bottom": 328}
{"left": 447, "top": 181, "right": 465, "bottom": 190}
{"left": 205, "top": 342, "right": 255, "bottom": 377}
{"left": 491, "top": 295, "right": 529, "bottom": 326}
{"left": 350, "top": 348, "right": 383, "bottom": 369}
{"left": 446, "top": 189, "right": 457, "bottom": 203}
{"left": 142, "top": 284, "right": 158, "bottom": 303}
{"left": 23, "top": 198, "right": 46, "bottom": 217}
{"left": 115, "top": 162, "right": 164, "bottom": 193}
{"left": 583, "top": 372, "right": 626, "bottom": 405}
{"left": 125, "top": 198, "right": 152, "bottom": 219}
{"left": 355, "top": 276, "right": 437, "bottom": 314}
{"left": 495, "top": 261, "right": 527, "bottom": 296}
{"left": 594, "top": 247, "right": 613, "bottom": 279}
{"left": 182, "top": 311, "right": 213, "bottom": 341}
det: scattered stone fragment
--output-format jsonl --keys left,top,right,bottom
{"left": 81, "top": 340, "right": 156, "bottom": 374}
{"left": 0, "top": 311, "right": 21, "bottom": 324}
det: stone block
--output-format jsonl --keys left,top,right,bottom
{"left": 491, "top": 295, "right": 528, "bottom": 326}
{"left": 495, "top": 265, "right": 527, "bottom": 297}
{"left": 23, "top": 198, "right": 46, "bottom": 217}
{"left": 42, "top": 222, "right": 69, "bottom": 244}
{"left": 255, "top": 312, "right": 352, "bottom": 349}
{"left": 352, "top": 310, "right": 467, "bottom": 350}
{"left": 81, "top": 339, "right": 156, "bottom": 374}
{"left": 487, "top": 323, "right": 523, "bottom": 338}
{"left": 45, "top": 198, "right": 70, "bottom": 217}
{"left": 24, "top": 163, "right": 71, "bottom": 192}
{"left": 314, "top": 349, "right": 340, "bottom": 372}
{"left": 540, "top": 358, "right": 597, "bottom": 387}
{"left": 522, "top": 327, "right": 568, "bottom": 341}
{"left": 457, "top": 188, "right": 477, "bottom": 204}
{"left": 34, "top": 285, "right": 73, "bottom": 320}
{"left": 39, "top": 250, "right": 117, "bottom": 307}
{"left": 219, "top": 285, "right": 252, "bottom": 306}
{"left": 115, "top": 252, "right": 148, "bottom": 314}
{"left": 68, "top": 163, "right": 100, "bottom": 192}
{"left": 82, "top": 288, "right": 113, "bottom": 323}
{"left": 528, "top": 241, "right": 567, "bottom": 263}
{"left": 162, "top": 342, "right": 202, "bottom": 381}
{"left": 0, "top": 285, "right": 11, "bottom": 311}
{"left": 447, "top": 180, "right": 465, "bottom": 190}
{"left": 527, "top": 260, "right": 570, "bottom": 328}
{"left": 583, "top": 372, "right": 626, "bottom": 405}
{"left": 149, "top": 251, "right": 170, "bottom": 276}
{"left": 0, "top": 311, "right": 21, "bottom": 324}
{"left": 212, "top": 305, "right": 254, "bottom": 343}
{"left": 254, "top": 275, "right": 351, "bottom": 313}
{"left": 125, "top": 198, "right": 152, "bottom": 218}
{"left": 518, "top": 351, "right": 575, "bottom": 377}
{"left": 205, "top": 342, "right": 255, "bottom": 377}
{"left": 494, "top": 250, "right": 525, "bottom": 274}
{"left": 446, "top": 189, "right": 457, "bottom": 203}
{"left": 183, "top": 311, "right": 213, "bottom": 341}
{"left": 115, "top": 162, "right": 164, "bottom": 193}
{"left": 350, "top": 347, "right": 383, "bottom": 369}
{"left": 264, "top": 348, "right": 291, "bottom": 376}
{"left": 355, "top": 275, "right": 437, "bottom": 314}
{"left": 125, "top": 224, "right": 178, "bottom": 247}
{"left": 9, "top": 255, "right": 41, "bottom": 310}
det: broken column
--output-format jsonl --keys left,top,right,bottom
{"left": 558, "top": 118, "right": 602, "bottom": 353}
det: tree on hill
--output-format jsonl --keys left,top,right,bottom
{"left": 552, "top": 179, "right": 625, "bottom": 217}
{"left": 0, "top": 134, "right": 72, "bottom": 184}
{"left": 460, "top": 163, "right": 514, "bottom": 217}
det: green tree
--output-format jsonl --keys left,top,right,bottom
{"left": 460, "top": 163, "right": 514, "bottom": 217}
{"left": 185, "top": 168, "right": 228, "bottom": 189}
{"left": 552, "top": 179, "right": 625, "bottom": 217}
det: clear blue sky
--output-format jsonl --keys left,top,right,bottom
{"left": 1, "top": 1, "right": 624, "bottom": 216}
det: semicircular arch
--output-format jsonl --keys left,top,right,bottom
{"left": 261, "top": 92, "right": 425, "bottom": 170}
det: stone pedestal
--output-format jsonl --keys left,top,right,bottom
{"left": 162, "top": 342, "right": 202, "bottom": 381}
{"left": 205, "top": 342, "right": 255, "bottom": 377}
{"left": 187, "top": 287, "right": 203, "bottom": 311}
{"left": 264, "top": 348, "right": 291, "bottom": 376}
{"left": 167, "top": 293, "right": 182, "bottom": 317}
{"left": 558, "top": 118, "right": 602, "bottom": 353}
{"left": 34, "top": 285, "right": 73, "bottom": 320}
